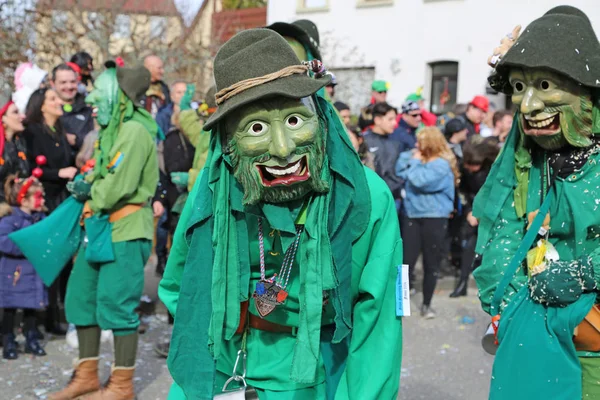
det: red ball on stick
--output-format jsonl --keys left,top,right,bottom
{"left": 36, "top": 155, "right": 47, "bottom": 166}
{"left": 32, "top": 167, "right": 43, "bottom": 179}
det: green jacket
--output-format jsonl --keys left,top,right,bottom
{"left": 88, "top": 120, "right": 158, "bottom": 242}
{"left": 474, "top": 150, "right": 600, "bottom": 319}
{"left": 159, "top": 167, "right": 403, "bottom": 399}
{"left": 179, "top": 109, "right": 210, "bottom": 192}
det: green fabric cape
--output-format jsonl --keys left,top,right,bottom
{"left": 167, "top": 96, "right": 371, "bottom": 399}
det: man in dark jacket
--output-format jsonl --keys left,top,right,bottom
{"left": 363, "top": 102, "right": 403, "bottom": 198}
{"left": 458, "top": 95, "right": 489, "bottom": 136}
{"left": 142, "top": 55, "right": 170, "bottom": 119}
{"left": 155, "top": 81, "right": 187, "bottom": 136}
{"left": 390, "top": 101, "right": 421, "bottom": 151}
{"left": 51, "top": 64, "right": 94, "bottom": 152}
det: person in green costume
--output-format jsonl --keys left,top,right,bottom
{"left": 159, "top": 29, "right": 403, "bottom": 399}
{"left": 48, "top": 66, "right": 159, "bottom": 400}
{"left": 473, "top": 6, "right": 600, "bottom": 400}
{"left": 266, "top": 19, "right": 322, "bottom": 63}
{"left": 169, "top": 85, "right": 216, "bottom": 194}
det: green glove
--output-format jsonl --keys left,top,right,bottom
{"left": 170, "top": 172, "right": 189, "bottom": 187}
{"left": 67, "top": 180, "right": 92, "bottom": 202}
{"left": 529, "top": 257, "right": 596, "bottom": 307}
{"left": 180, "top": 84, "right": 196, "bottom": 111}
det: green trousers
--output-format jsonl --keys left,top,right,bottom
{"left": 65, "top": 240, "right": 151, "bottom": 334}
{"left": 581, "top": 357, "right": 600, "bottom": 398}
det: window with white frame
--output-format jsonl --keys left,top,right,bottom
{"left": 357, "top": 0, "right": 394, "bottom": 8}
{"left": 113, "top": 14, "right": 130, "bottom": 38}
{"left": 297, "top": 0, "right": 329, "bottom": 13}
{"left": 150, "top": 16, "right": 167, "bottom": 39}
{"left": 429, "top": 61, "right": 458, "bottom": 114}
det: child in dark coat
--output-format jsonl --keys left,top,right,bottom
{"left": 0, "top": 174, "right": 47, "bottom": 359}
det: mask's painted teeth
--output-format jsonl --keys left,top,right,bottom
{"left": 265, "top": 160, "right": 301, "bottom": 176}
{"left": 524, "top": 113, "right": 558, "bottom": 128}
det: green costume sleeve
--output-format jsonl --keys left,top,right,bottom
{"left": 472, "top": 194, "right": 527, "bottom": 315}
{"left": 88, "top": 121, "right": 156, "bottom": 213}
{"left": 179, "top": 110, "right": 204, "bottom": 148}
{"left": 335, "top": 169, "right": 403, "bottom": 399}
{"left": 179, "top": 109, "right": 211, "bottom": 191}
{"left": 158, "top": 175, "right": 201, "bottom": 317}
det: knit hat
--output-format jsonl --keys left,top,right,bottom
{"left": 372, "top": 80, "right": 390, "bottom": 92}
{"left": 401, "top": 101, "right": 421, "bottom": 114}
{"left": 489, "top": 5, "right": 600, "bottom": 93}
{"left": 266, "top": 19, "right": 322, "bottom": 60}
{"left": 444, "top": 118, "right": 467, "bottom": 138}
{"left": 334, "top": 101, "right": 349, "bottom": 112}
{"left": 204, "top": 29, "right": 331, "bottom": 132}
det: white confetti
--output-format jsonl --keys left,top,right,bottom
{"left": 575, "top": 49, "right": 580, "bottom": 54}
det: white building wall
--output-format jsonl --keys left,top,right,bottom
{"left": 267, "top": 0, "right": 600, "bottom": 112}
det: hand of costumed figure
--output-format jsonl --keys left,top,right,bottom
{"left": 67, "top": 180, "right": 92, "bottom": 202}
{"left": 487, "top": 25, "right": 522, "bottom": 68}
{"left": 529, "top": 257, "right": 597, "bottom": 307}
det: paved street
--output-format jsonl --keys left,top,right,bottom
{"left": 1, "top": 258, "right": 493, "bottom": 400}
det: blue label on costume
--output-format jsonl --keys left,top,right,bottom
{"left": 107, "top": 152, "right": 124, "bottom": 171}
{"left": 396, "top": 264, "right": 411, "bottom": 317}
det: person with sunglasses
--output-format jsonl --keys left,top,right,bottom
{"left": 391, "top": 101, "right": 422, "bottom": 152}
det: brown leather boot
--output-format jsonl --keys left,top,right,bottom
{"left": 84, "top": 366, "right": 136, "bottom": 400}
{"left": 48, "top": 357, "right": 100, "bottom": 400}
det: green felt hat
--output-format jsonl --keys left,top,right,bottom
{"left": 117, "top": 66, "right": 150, "bottom": 108}
{"left": 490, "top": 5, "right": 600, "bottom": 93}
{"left": 371, "top": 80, "right": 390, "bottom": 92}
{"left": 405, "top": 93, "right": 423, "bottom": 102}
{"left": 204, "top": 29, "right": 331, "bottom": 132}
{"left": 266, "top": 19, "right": 322, "bottom": 60}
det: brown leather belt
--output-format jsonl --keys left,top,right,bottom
{"left": 574, "top": 304, "right": 600, "bottom": 352}
{"left": 81, "top": 201, "right": 144, "bottom": 225}
{"left": 235, "top": 301, "right": 294, "bottom": 334}
{"left": 248, "top": 314, "right": 294, "bottom": 334}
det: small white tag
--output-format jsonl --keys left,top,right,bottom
{"left": 396, "top": 264, "right": 411, "bottom": 317}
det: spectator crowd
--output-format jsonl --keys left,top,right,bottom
{"left": 0, "top": 50, "right": 513, "bottom": 362}
{"left": 333, "top": 80, "right": 512, "bottom": 318}
{"left": 0, "top": 52, "right": 213, "bottom": 361}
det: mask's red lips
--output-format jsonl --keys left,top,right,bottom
{"left": 256, "top": 156, "right": 310, "bottom": 187}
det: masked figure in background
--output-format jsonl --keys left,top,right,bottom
{"left": 48, "top": 66, "right": 159, "bottom": 400}
{"left": 473, "top": 6, "right": 600, "bottom": 399}
{"left": 159, "top": 29, "right": 403, "bottom": 399}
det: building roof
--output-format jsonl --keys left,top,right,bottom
{"left": 41, "top": 0, "right": 180, "bottom": 17}
{"left": 212, "top": 7, "right": 267, "bottom": 45}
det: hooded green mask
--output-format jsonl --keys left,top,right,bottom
{"left": 85, "top": 68, "right": 158, "bottom": 182}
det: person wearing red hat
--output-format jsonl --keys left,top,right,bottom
{"left": 459, "top": 95, "right": 489, "bottom": 136}
{"left": 0, "top": 101, "right": 30, "bottom": 202}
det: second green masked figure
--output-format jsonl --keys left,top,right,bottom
{"left": 159, "top": 29, "right": 403, "bottom": 399}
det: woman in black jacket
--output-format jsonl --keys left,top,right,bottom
{"left": 23, "top": 88, "right": 77, "bottom": 212}
{"left": 23, "top": 88, "right": 78, "bottom": 335}
{"left": 449, "top": 137, "right": 499, "bottom": 297}
{"left": 0, "top": 101, "right": 30, "bottom": 201}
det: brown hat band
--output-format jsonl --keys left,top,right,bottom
{"left": 215, "top": 65, "right": 308, "bottom": 105}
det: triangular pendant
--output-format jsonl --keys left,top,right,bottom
{"left": 254, "top": 296, "right": 276, "bottom": 318}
